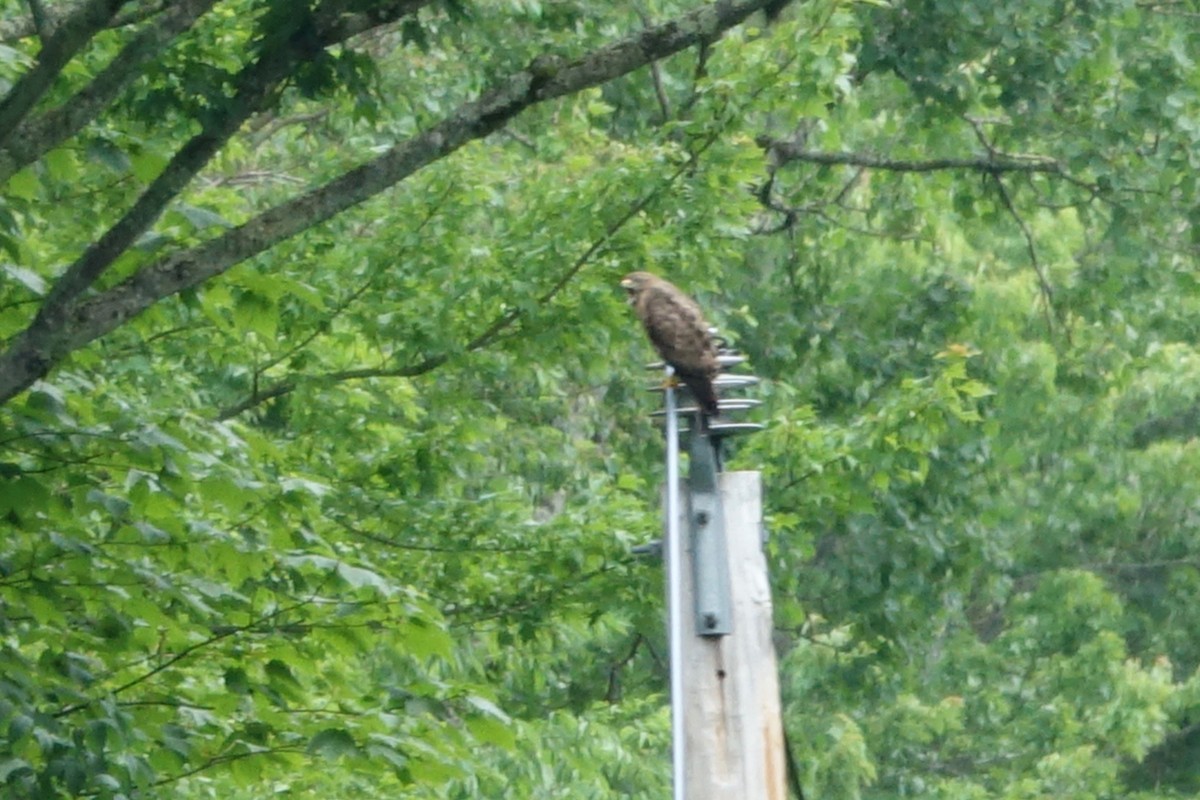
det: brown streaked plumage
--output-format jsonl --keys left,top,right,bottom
{"left": 620, "top": 271, "right": 720, "bottom": 425}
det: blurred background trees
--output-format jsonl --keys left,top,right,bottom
{"left": 2, "top": 0, "right": 1199, "bottom": 796}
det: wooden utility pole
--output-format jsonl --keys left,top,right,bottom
{"left": 649, "top": 340, "right": 786, "bottom": 798}
{"left": 670, "top": 470, "right": 787, "bottom": 798}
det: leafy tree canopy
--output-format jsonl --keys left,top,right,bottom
{"left": 1, "top": 0, "right": 1199, "bottom": 797}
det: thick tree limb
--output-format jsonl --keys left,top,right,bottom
{"left": 0, "top": 0, "right": 129, "bottom": 148}
{"left": 0, "top": 0, "right": 218, "bottom": 183}
{"left": 0, "top": 0, "right": 787, "bottom": 406}
{"left": 2, "top": 0, "right": 431, "bottom": 409}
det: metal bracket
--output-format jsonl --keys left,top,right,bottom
{"left": 687, "top": 422, "right": 733, "bottom": 637}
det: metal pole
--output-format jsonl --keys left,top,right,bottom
{"left": 664, "top": 366, "right": 685, "bottom": 800}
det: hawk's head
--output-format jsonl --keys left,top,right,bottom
{"left": 620, "top": 271, "right": 658, "bottom": 303}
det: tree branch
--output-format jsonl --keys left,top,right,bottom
{"left": 636, "top": 7, "right": 673, "bottom": 123}
{"left": 34, "top": 0, "right": 430, "bottom": 315}
{"left": 26, "top": 0, "right": 51, "bottom": 41}
{"left": 757, "top": 140, "right": 1067, "bottom": 176}
{"left": 0, "top": 0, "right": 129, "bottom": 147}
{"left": 53, "top": 598, "right": 314, "bottom": 719}
{"left": 0, "top": 0, "right": 169, "bottom": 44}
{"left": 966, "top": 120, "right": 1066, "bottom": 341}
{"left": 0, "top": 0, "right": 788, "bottom": 407}
{"left": 150, "top": 745, "right": 307, "bottom": 788}
{"left": 215, "top": 145, "right": 700, "bottom": 420}
{"left": 0, "top": 0, "right": 432, "bottom": 408}
{"left": 606, "top": 633, "right": 644, "bottom": 703}
{"left": 989, "top": 172, "right": 1063, "bottom": 339}
{"left": 0, "top": 0, "right": 219, "bottom": 183}
{"left": 234, "top": 183, "right": 453, "bottom": 389}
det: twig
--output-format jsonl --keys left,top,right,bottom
{"left": 149, "top": 745, "right": 307, "bottom": 788}
{"left": 26, "top": 0, "right": 49, "bottom": 40}
{"left": 606, "top": 633, "right": 644, "bottom": 702}
{"left": 0, "top": 0, "right": 169, "bottom": 43}
{"left": 52, "top": 600, "right": 311, "bottom": 718}
{"left": 247, "top": 109, "right": 330, "bottom": 146}
{"left": 989, "top": 172, "right": 1061, "bottom": 340}
{"left": 636, "top": 8, "right": 672, "bottom": 123}
{"left": 968, "top": 117, "right": 1062, "bottom": 340}
{"left": 759, "top": 142, "right": 1066, "bottom": 176}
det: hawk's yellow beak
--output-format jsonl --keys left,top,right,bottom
{"left": 620, "top": 278, "right": 634, "bottom": 289}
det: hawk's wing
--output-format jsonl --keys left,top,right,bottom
{"left": 635, "top": 278, "right": 720, "bottom": 415}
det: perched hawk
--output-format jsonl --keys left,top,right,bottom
{"left": 621, "top": 271, "right": 720, "bottom": 426}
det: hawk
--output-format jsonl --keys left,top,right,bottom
{"left": 621, "top": 271, "right": 720, "bottom": 427}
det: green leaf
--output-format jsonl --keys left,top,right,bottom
{"left": 336, "top": 562, "right": 395, "bottom": 594}
{"left": 6, "top": 168, "right": 37, "bottom": 200}
{"left": 0, "top": 476, "right": 50, "bottom": 516}
{"left": 465, "top": 714, "right": 515, "bottom": 749}
{"left": 2, "top": 263, "right": 47, "bottom": 295}
{"left": 224, "top": 667, "right": 252, "bottom": 695}
{"left": 231, "top": 290, "right": 278, "bottom": 339}
{"left": 399, "top": 619, "right": 454, "bottom": 660}
{"left": 307, "top": 728, "right": 359, "bottom": 759}
{"left": 131, "top": 149, "right": 168, "bottom": 182}
{"left": 178, "top": 204, "right": 231, "bottom": 231}
{"left": 0, "top": 758, "right": 31, "bottom": 782}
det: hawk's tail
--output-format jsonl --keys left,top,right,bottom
{"left": 683, "top": 376, "right": 720, "bottom": 432}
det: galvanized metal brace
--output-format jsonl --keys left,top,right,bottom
{"left": 687, "top": 422, "right": 733, "bottom": 636}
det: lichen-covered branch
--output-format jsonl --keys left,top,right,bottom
{"left": 0, "top": 0, "right": 128, "bottom": 146}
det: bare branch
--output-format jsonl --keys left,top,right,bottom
{"left": 636, "top": 7, "right": 672, "bottom": 123}
{"left": 966, "top": 121, "right": 1065, "bottom": 341}
{"left": 758, "top": 140, "right": 1067, "bottom": 176}
{"left": 988, "top": 172, "right": 1062, "bottom": 339}
{"left": 606, "top": 634, "right": 644, "bottom": 702}
{"left": 0, "top": 0, "right": 788, "bottom": 406}
{"left": 218, "top": 185, "right": 455, "bottom": 405}
{"left": 1136, "top": 0, "right": 1200, "bottom": 16}
{"left": 150, "top": 745, "right": 307, "bottom": 788}
{"left": 246, "top": 109, "right": 331, "bottom": 147}
{"left": 53, "top": 599, "right": 309, "bottom": 718}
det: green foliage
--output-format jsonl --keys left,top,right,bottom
{"left": 2, "top": 0, "right": 1200, "bottom": 797}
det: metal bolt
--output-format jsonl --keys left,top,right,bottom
{"left": 703, "top": 613, "right": 718, "bottom": 630}
{"left": 695, "top": 511, "right": 709, "bottom": 526}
